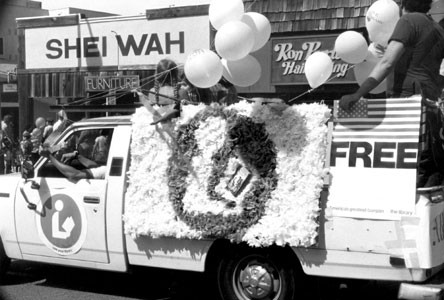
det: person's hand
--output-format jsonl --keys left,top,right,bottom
{"left": 61, "top": 151, "right": 77, "bottom": 163}
{"left": 39, "top": 146, "right": 51, "bottom": 158}
{"left": 339, "top": 94, "right": 360, "bottom": 111}
{"left": 373, "top": 43, "right": 386, "bottom": 57}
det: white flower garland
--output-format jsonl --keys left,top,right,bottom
{"left": 124, "top": 101, "right": 331, "bottom": 247}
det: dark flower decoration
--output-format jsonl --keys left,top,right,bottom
{"left": 167, "top": 105, "right": 278, "bottom": 242}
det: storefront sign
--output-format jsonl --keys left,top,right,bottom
{"left": 271, "top": 34, "right": 357, "bottom": 85}
{"left": 85, "top": 75, "right": 139, "bottom": 92}
{"left": 24, "top": 15, "right": 210, "bottom": 70}
{"left": 2, "top": 83, "right": 17, "bottom": 93}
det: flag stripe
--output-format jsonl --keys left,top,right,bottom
{"left": 337, "top": 118, "right": 420, "bottom": 123}
{"left": 335, "top": 124, "right": 419, "bottom": 129}
{"left": 332, "top": 137, "right": 419, "bottom": 141}
{"left": 334, "top": 128, "right": 419, "bottom": 132}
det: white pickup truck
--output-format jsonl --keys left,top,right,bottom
{"left": 1, "top": 99, "right": 444, "bottom": 300}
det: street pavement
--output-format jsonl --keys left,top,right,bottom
{"left": 0, "top": 260, "right": 400, "bottom": 300}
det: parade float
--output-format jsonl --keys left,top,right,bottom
{"left": 123, "top": 0, "right": 403, "bottom": 248}
{"left": 124, "top": 100, "right": 331, "bottom": 247}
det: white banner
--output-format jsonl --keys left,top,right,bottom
{"left": 24, "top": 15, "right": 210, "bottom": 70}
{"left": 327, "top": 97, "right": 422, "bottom": 220}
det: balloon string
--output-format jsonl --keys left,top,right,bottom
{"left": 245, "top": 0, "right": 258, "bottom": 12}
{"left": 288, "top": 64, "right": 356, "bottom": 103}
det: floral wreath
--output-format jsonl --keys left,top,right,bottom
{"left": 167, "top": 105, "right": 278, "bottom": 242}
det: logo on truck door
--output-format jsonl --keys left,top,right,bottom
{"left": 36, "top": 194, "right": 87, "bottom": 256}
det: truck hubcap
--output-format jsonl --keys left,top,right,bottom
{"left": 234, "top": 259, "right": 281, "bottom": 300}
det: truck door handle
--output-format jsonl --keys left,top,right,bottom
{"left": 83, "top": 196, "right": 100, "bottom": 204}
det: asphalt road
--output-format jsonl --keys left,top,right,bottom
{"left": 0, "top": 260, "right": 401, "bottom": 300}
{"left": 0, "top": 260, "right": 208, "bottom": 300}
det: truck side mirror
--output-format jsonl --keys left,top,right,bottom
{"left": 21, "top": 160, "right": 35, "bottom": 180}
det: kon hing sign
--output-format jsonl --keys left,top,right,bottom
{"left": 271, "top": 35, "right": 356, "bottom": 85}
{"left": 24, "top": 15, "right": 210, "bottom": 70}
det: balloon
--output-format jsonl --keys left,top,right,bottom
{"left": 334, "top": 31, "right": 368, "bottom": 64}
{"left": 241, "top": 12, "right": 271, "bottom": 52}
{"left": 221, "top": 55, "right": 262, "bottom": 87}
{"left": 353, "top": 47, "right": 387, "bottom": 94}
{"left": 304, "top": 52, "right": 333, "bottom": 89}
{"left": 215, "top": 21, "right": 255, "bottom": 61}
{"left": 184, "top": 49, "right": 223, "bottom": 88}
{"left": 35, "top": 117, "right": 46, "bottom": 129}
{"left": 209, "top": 0, "right": 244, "bottom": 30}
{"left": 366, "top": 0, "right": 400, "bottom": 47}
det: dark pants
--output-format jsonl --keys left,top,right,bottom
{"left": 417, "top": 99, "right": 444, "bottom": 187}
{"left": 0, "top": 153, "right": 4, "bottom": 174}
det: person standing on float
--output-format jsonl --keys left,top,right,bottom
{"left": 339, "top": 0, "right": 444, "bottom": 187}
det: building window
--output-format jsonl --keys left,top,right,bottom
{"left": 0, "top": 38, "right": 3, "bottom": 56}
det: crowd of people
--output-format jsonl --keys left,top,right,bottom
{"left": 0, "top": 109, "right": 68, "bottom": 174}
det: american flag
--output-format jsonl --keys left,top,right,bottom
{"left": 333, "top": 97, "right": 422, "bottom": 142}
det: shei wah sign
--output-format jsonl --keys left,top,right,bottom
{"left": 23, "top": 15, "right": 210, "bottom": 70}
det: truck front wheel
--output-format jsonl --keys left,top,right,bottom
{"left": 216, "top": 246, "right": 298, "bottom": 300}
{"left": 0, "top": 238, "right": 10, "bottom": 283}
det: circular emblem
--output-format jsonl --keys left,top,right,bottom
{"left": 168, "top": 106, "right": 277, "bottom": 241}
{"left": 36, "top": 194, "right": 87, "bottom": 256}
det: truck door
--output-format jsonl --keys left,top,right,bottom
{"left": 15, "top": 127, "right": 113, "bottom": 265}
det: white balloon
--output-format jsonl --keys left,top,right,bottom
{"left": 354, "top": 48, "right": 387, "bottom": 94}
{"left": 215, "top": 21, "right": 255, "bottom": 61}
{"left": 334, "top": 31, "right": 368, "bottom": 64}
{"left": 304, "top": 52, "right": 333, "bottom": 89}
{"left": 35, "top": 117, "right": 46, "bottom": 129}
{"left": 241, "top": 12, "right": 271, "bottom": 52}
{"left": 184, "top": 49, "right": 223, "bottom": 88}
{"left": 366, "top": 0, "right": 400, "bottom": 47}
{"left": 209, "top": 0, "right": 244, "bottom": 30}
{"left": 222, "top": 55, "right": 262, "bottom": 87}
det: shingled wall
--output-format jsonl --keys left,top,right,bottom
{"left": 243, "top": 0, "right": 402, "bottom": 33}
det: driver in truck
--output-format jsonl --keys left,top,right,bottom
{"left": 38, "top": 146, "right": 107, "bottom": 180}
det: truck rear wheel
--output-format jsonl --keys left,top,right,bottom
{"left": 0, "top": 238, "right": 10, "bottom": 283}
{"left": 216, "top": 245, "right": 298, "bottom": 300}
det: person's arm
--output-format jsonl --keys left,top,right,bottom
{"left": 62, "top": 150, "right": 99, "bottom": 168}
{"left": 150, "top": 109, "right": 180, "bottom": 125}
{"left": 77, "top": 153, "right": 99, "bottom": 168}
{"left": 40, "top": 147, "right": 93, "bottom": 181}
{"left": 339, "top": 40, "right": 405, "bottom": 110}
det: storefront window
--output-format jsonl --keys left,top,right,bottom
{"left": 0, "top": 38, "right": 4, "bottom": 56}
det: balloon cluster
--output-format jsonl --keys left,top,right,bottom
{"left": 184, "top": 0, "right": 271, "bottom": 88}
{"left": 304, "top": 0, "right": 399, "bottom": 93}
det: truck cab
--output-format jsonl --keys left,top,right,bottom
{"left": 0, "top": 117, "right": 132, "bottom": 272}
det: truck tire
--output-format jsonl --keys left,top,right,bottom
{"left": 215, "top": 245, "right": 299, "bottom": 300}
{"left": 0, "top": 238, "right": 10, "bottom": 284}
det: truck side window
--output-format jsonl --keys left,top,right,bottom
{"left": 38, "top": 128, "right": 113, "bottom": 178}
